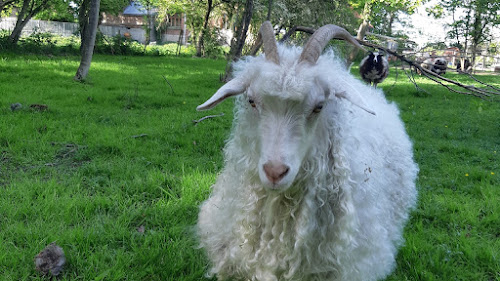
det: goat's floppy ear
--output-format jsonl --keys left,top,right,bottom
{"left": 197, "top": 78, "right": 247, "bottom": 111}
{"left": 318, "top": 78, "right": 376, "bottom": 115}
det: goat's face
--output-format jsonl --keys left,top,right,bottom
{"left": 197, "top": 22, "right": 374, "bottom": 192}
{"left": 245, "top": 73, "right": 325, "bottom": 191}
{"left": 197, "top": 64, "right": 374, "bottom": 191}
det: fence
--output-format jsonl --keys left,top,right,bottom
{"left": 0, "top": 17, "right": 154, "bottom": 44}
{"left": 0, "top": 17, "right": 79, "bottom": 37}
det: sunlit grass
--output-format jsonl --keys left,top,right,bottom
{"left": 0, "top": 53, "right": 499, "bottom": 280}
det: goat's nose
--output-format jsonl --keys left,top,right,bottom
{"left": 263, "top": 161, "right": 290, "bottom": 184}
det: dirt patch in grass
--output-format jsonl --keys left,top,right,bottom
{"left": 48, "top": 142, "right": 91, "bottom": 169}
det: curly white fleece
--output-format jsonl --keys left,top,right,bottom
{"left": 197, "top": 46, "right": 418, "bottom": 281}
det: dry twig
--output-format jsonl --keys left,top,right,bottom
{"left": 162, "top": 75, "right": 175, "bottom": 94}
{"left": 193, "top": 113, "right": 225, "bottom": 125}
{"left": 132, "top": 134, "right": 148, "bottom": 138}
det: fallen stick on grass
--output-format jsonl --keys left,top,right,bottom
{"left": 132, "top": 134, "right": 148, "bottom": 138}
{"left": 192, "top": 113, "right": 225, "bottom": 125}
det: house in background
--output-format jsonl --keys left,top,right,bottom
{"left": 0, "top": 2, "right": 190, "bottom": 45}
{"left": 100, "top": 1, "right": 189, "bottom": 44}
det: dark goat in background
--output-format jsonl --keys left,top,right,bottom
{"left": 359, "top": 51, "right": 389, "bottom": 88}
{"left": 420, "top": 57, "right": 447, "bottom": 75}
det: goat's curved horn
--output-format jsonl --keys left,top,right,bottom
{"left": 299, "top": 24, "right": 365, "bottom": 65}
{"left": 197, "top": 78, "right": 247, "bottom": 111}
{"left": 260, "top": 21, "right": 279, "bottom": 65}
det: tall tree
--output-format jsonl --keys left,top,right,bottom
{"left": 428, "top": 0, "right": 500, "bottom": 69}
{"left": 274, "top": 0, "right": 355, "bottom": 30}
{"left": 467, "top": 0, "right": 500, "bottom": 67}
{"left": 347, "top": 0, "right": 426, "bottom": 63}
{"left": 223, "top": 0, "right": 253, "bottom": 80}
{"left": 350, "top": 0, "right": 426, "bottom": 38}
{"left": 35, "top": 0, "right": 79, "bottom": 22}
{"left": 32, "top": 0, "right": 128, "bottom": 22}
{"left": 74, "top": 0, "right": 100, "bottom": 81}
{"left": 134, "top": 0, "right": 156, "bottom": 46}
{"left": 155, "top": 0, "right": 211, "bottom": 49}
{"left": 219, "top": 0, "right": 359, "bottom": 78}
{"left": 8, "top": 0, "right": 50, "bottom": 45}
{"left": 196, "top": 0, "right": 213, "bottom": 57}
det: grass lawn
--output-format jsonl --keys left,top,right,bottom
{"left": 0, "top": 53, "right": 499, "bottom": 280}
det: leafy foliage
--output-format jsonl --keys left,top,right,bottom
{"left": 267, "top": 0, "right": 357, "bottom": 29}
{"left": 0, "top": 30, "right": 80, "bottom": 54}
{"left": 155, "top": 0, "right": 206, "bottom": 44}
{"left": 99, "top": 0, "right": 130, "bottom": 15}
{"left": 34, "top": 0, "right": 78, "bottom": 22}
{"left": 33, "top": 0, "right": 130, "bottom": 22}
{"left": 0, "top": 0, "right": 19, "bottom": 17}
{"left": 200, "top": 27, "right": 226, "bottom": 59}
{"left": 427, "top": 0, "right": 500, "bottom": 51}
{"left": 350, "top": 0, "right": 427, "bottom": 36}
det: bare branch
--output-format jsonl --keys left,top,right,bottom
{"left": 402, "top": 65, "right": 431, "bottom": 95}
{"left": 462, "top": 72, "right": 500, "bottom": 93}
{"left": 279, "top": 26, "right": 315, "bottom": 43}
{"left": 356, "top": 40, "right": 499, "bottom": 100}
{"left": 248, "top": 25, "right": 499, "bottom": 100}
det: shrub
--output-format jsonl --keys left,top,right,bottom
{"left": 0, "top": 30, "right": 10, "bottom": 50}
{"left": 201, "top": 28, "right": 226, "bottom": 59}
{"left": 0, "top": 31, "right": 201, "bottom": 57}
{"left": 22, "top": 32, "right": 57, "bottom": 53}
{"left": 94, "top": 33, "right": 144, "bottom": 55}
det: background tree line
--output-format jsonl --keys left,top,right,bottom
{"left": 427, "top": 0, "right": 500, "bottom": 69}
{"left": 1, "top": 0, "right": 499, "bottom": 80}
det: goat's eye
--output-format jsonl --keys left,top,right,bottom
{"left": 248, "top": 99, "right": 257, "bottom": 108}
{"left": 312, "top": 104, "right": 323, "bottom": 113}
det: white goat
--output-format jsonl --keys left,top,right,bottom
{"left": 196, "top": 22, "right": 418, "bottom": 281}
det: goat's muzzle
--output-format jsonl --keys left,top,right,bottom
{"left": 263, "top": 161, "right": 290, "bottom": 185}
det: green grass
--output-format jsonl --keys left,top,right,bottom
{"left": 0, "top": 53, "right": 499, "bottom": 280}
{"left": 381, "top": 68, "right": 500, "bottom": 281}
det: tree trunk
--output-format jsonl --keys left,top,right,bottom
{"left": 233, "top": 0, "right": 253, "bottom": 58}
{"left": 78, "top": 0, "right": 90, "bottom": 46}
{"left": 347, "top": 1, "right": 371, "bottom": 64}
{"left": 462, "top": 7, "right": 472, "bottom": 66}
{"left": 386, "top": 11, "right": 395, "bottom": 36}
{"left": 247, "top": 0, "right": 273, "bottom": 56}
{"left": 8, "top": 0, "right": 48, "bottom": 45}
{"left": 223, "top": 0, "right": 253, "bottom": 81}
{"left": 9, "top": 17, "right": 27, "bottom": 45}
{"left": 266, "top": 0, "right": 272, "bottom": 21}
{"left": 144, "top": 12, "right": 151, "bottom": 48}
{"left": 74, "top": 0, "right": 100, "bottom": 82}
{"left": 470, "top": 4, "right": 487, "bottom": 72}
{"left": 450, "top": 8, "right": 461, "bottom": 48}
{"left": 470, "top": 25, "right": 479, "bottom": 71}
{"left": 197, "top": 0, "right": 213, "bottom": 57}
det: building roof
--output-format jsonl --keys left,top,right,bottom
{"left": 123, "top": 1, "right": 157, "bottom": 16}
